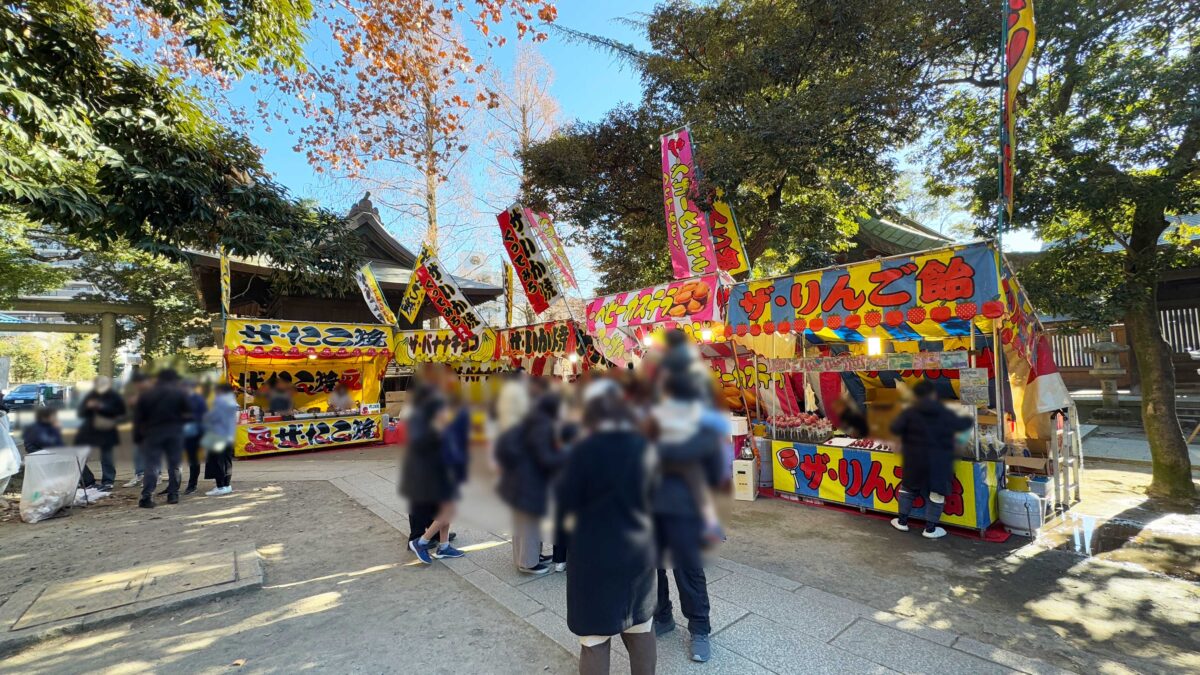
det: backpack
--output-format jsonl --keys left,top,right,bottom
{"left": 495, "top": 424, "right": 524, "bottom": 472}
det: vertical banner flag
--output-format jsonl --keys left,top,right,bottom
{"left": 661, "top": 127, "right": 719, "bottom": 279}
{"left": 709, "top": 190, "right": 750, "bottom": 276}
{"left": 397, "top": 246, "right": 428, "bottom": 324}
{"left": 219, "top": 246, "right": 231, "bottom": 318}
{"left": 503, "top": 262, "right": 514, "bottom": 327}
{"left": 354, "top": 262, "right": 398, "bottom": 325}
{"left": 414, "top": 252, "right": 488, "bottom": 341}
{"left": 497, "top": 204, "right": 562, "bottom": 314}
{"left": 530, "top": 210, "right": 578, "bottom": 290}
{"left": 1001, "top": 0, "right": 1036, "bottom": 218}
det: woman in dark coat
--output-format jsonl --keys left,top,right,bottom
{"left": 497, "top": 392, "right": 565, "bottom": 574}
{"left": 399, "top": 374, "right": 465, "bottom": 564}
{"left": 556, "top": 378, "right": 657, "bottom": 675}
{"left": 76, "top": 376, "right": 126, "bottom": 490}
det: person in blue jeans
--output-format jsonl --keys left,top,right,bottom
{"left": 400, "top": 365, "right": 466, "bottom": 564}
{"left": 890, "top": 380, "right": 974, "bottom": 539}
{"left": 76, "top": 376, "right": 126, "bottom": 490}
{"left": 181, "top": 381, "right": 208, "bottom": 494}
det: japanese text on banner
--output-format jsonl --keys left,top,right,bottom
{"left": 586, "top": 275, "right": 720, "bottom": 332}
{"left": 661, "top": 127, "right": 718, "bottom": 279}
{"left": 529, "top": 210, "right": 578, "bottom": 290}
{"left": 725, "top": 243, "right": 1001, "bottom": 329}
{"left": 396, "top": 246, "right": 428, "bottom": 324}
{"left": 498, "top": 205, "right": 562, "bottom": 314}
{"left": 709, "top": 194, "right": 750, "bottom": 276}
{"left": 354, "top": 263, "right": 398, "bottom": 326}
{"left": 414, "top": 254, "right": 488, "bottom": 342}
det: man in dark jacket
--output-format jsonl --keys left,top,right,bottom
{"left": 22, "top": 407, "right": 64, "bottom": 452}
{"left": 497, "top": 392, "right": 564, "bottom": 575}
{"left": 399, "top": 366, "right": 465, "bottom": 564}
{"left": 134, "top": 369, "right": 191, "bottom": 508}
{"left": 651, "top": 370, "right": 724, "bottom": 663}
{"left": 76, "top": 376, "right": 127, "bottom": 490}
{"left": 889, "top": 380, "right": 973, "bottom": 539}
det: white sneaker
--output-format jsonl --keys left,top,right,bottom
{"left": 123, "top": 475, "right": 143, "bottom": 488}
{"left": 890, "top": 518, "right": 909, "bottom": 532}
{"left": 205, "top": 487, "right": 224, "bottom": 496}
{"left": 221, "top": 486, "right": 233, "bottom": 495}
{"left": 554, "top": 562, "right": 566, "bottom": 573}
{"left": 922, "top": 526, "right": 948, "bottom": 539}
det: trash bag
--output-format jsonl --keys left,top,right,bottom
{"left": 20, "top": 452, "right": 82, "bottom": 523}
{"left": 0, "top": 412, "right": 20, "bottom": 484}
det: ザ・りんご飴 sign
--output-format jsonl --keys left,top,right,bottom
{"left": 725, "top": 243, "right": 1001, "bottom": 335}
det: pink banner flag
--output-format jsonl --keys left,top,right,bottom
{"left": 661, "top": 127, "right": 719, "bottom": 279}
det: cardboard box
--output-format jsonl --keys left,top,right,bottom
{"left": 732, "top": 458, "right": 758, "bottom": 501}
{"left": 1005, "top": 454, "right": 1052, "bottom": 473}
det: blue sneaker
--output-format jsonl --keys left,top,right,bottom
{"left": 690, "top": 632, "right": 711, "bottom": 662}
{"left": 432, "top": 544, "right": 465, "bottom": 559}
{"left": 409, "top": 539, "right": 433, "bottom": 564}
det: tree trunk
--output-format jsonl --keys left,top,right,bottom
{"left": 1124, "top": 303, "right": 1195, "bottom": 499}
{"left": 1124, "top": 199, "right": 1195, "bottom": 501}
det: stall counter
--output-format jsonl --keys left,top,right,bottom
{"left": 235, "top": 412, "right": 384, "bottom": 458}
{"left": 769, "top": 439, "right": 1001, "bottom": 531}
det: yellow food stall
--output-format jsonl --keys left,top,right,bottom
{"left": 224, "top": 319, "right": 395, "bottom": 457}
{"left": 718, "top": 241, "right": 1072, "bottom": 533}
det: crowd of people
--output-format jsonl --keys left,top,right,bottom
{"left": 399, "top": 328, "right": 974, "bottom": 673}
{"left": 400, "top": 330, "right": 733, "bottom": 671}
{"left": 21, "top": 371, "right": 239, "bottom": 504}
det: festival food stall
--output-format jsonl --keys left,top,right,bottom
{"left": 224, "top": 319, "right": 395, "bottom": 457}
{"left": 719, "top": 241, "right": 1072, "bottom": 532}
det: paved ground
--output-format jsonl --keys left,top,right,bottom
{"left": 1081, "top": 425, "right": 1200, "bottom": 468}
{"left": 0, "top": 478, "right": 575, "bottom": 674}
{"left": 3, "top": 431, "right": 1198, "bottom": 673}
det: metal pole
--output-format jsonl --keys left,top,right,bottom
{"left": 996, "top": 0, "right": 1008, "bottom": 254}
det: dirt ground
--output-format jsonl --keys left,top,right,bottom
{"left": 0, "top": 480, "right": 576, "bottom": 674}
{"left": 719, "top": 461, "right": 1200, "bottom": 674}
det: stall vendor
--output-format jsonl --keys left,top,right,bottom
{"left": 328, "top": 383, "right": 355, "bottom": 413}
{"left": 267, "top": 373, "right": 296, "bottom": 417}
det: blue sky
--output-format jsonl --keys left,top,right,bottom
{"left": 230, "top": 2, "right": 650, "bottom": 212}
{"left": 225, "top": 0, "right": 1039, "bottom": 279}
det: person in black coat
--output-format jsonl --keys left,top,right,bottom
{"left": 497, "top": 392, "right": 565, "bottom": 574}
{"left": 556, "top": 378, "right": 657, "bottom": 675}
{"left": 133, "top": 369, "right": 191, "bottom": 507}
{"left": 650, "top": 370, "right": 724, "bottom": 663}
{"left": 889, "top": 380, "right": 974, "bottom": 539}
{"left": 399, "top": 368, "right": 465, "bottom": 564}
{"left": 76, "top": 376, "right": 127, "bottom": 490}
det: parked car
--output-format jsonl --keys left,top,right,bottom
{"left": 2, "top": 383, "right": 66, "bottom": 410}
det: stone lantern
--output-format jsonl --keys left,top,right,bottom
{"left": 1086, "top": 340, "right": 1133, "bottom": 423}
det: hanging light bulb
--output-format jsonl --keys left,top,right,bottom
{"left": 700, "top": 327, "right": 714, "bottom": 342}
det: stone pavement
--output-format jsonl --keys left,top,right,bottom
{"left": 1081, "top": 425, "right": 1200, "bottom": 470}
{"left": 0, "top": 544, "right": 262, "bottom": 655}
{"left": 233, "top": 449, "right": 1076, "bottom": 675}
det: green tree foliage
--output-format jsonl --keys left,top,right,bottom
{"left": 0, "top": 0, "right": 362, "bottom": 295}
{"left": 927, "top": 0, "right": 1199, "bottom": 499}
{"left": 523, "top": 0, "right": 993, "bottom": 291}
{"left": 64, "top": 242, "right": 212, "bottom": 368}
{"left": 0, "top": 212, "right": 68, "bottom": 304}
